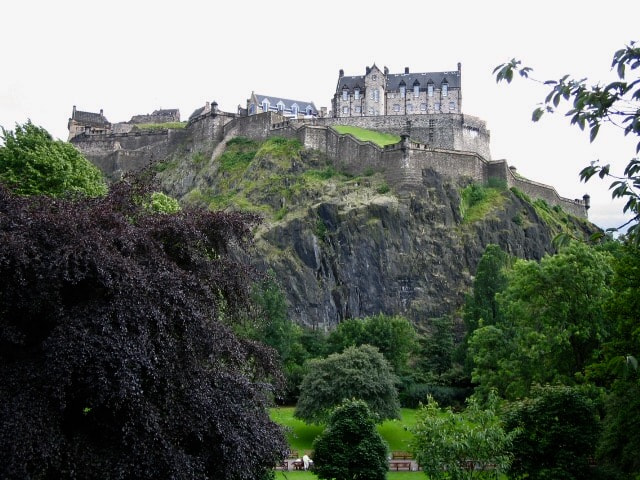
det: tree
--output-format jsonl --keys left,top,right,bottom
{"left": 294, "top": 344, "right": 400, "bottom": 424}
{"left": 494, "top": 41, "right": 640, "bottom": 241}
{"left": 411, "top": 391, "right": 513, "bottom": 480}
{"left": 144, "top": 191, "right": 181, "bottom": 213}
{"left": 0, "top": 120, "right": 107, "bottom": 197}
{"left": 469, "top": 242, "right": 613, "bottom": 400}
{"left": 504, "top": 385, "right": 601, "bottom": 480}
{"left": 326, "top": 314, "right": 418, "bottom": 374}
{"left": 312, "top": 399, "right": 389, "bottom": 480}
{"left": 0, "top": 180, "right": 287, "bottom": 480}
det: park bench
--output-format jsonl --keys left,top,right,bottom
{"left": 389, "top": 460, "right": 412, "bottom": 471}
{"left": 292, "top": 460, "right": 305, "bottom": 470}
{"left": 276, "top": 460, "right": 288, "bottom": 470}
{"left": 391, "top": 451, "right": 413, "bottom": 460}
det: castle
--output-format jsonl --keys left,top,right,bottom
{"left": 67, "top": 63, "right": 590, "bottom": 218}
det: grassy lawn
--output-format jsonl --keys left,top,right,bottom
{"left": 332, "top": 125, "right": 401, "bottom": 147}
{"left": 269, "top": 407, "right": 417, "bottom": 453}
{"left": 275, "top": 471, "right": 426, "bottom": 479}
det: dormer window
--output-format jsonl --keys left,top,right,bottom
{"left": 428, "top": 83, "right": 434, "bottom": 97}
{"left": 413, "top": 80, "right": 420, "bottom": 98}
{"left": 342, "top": 88, "right": 348, "bottom": 101}
{"left": 442, "top": 82, "right": 448, "bottom": 97}
{"left": 354, "top": 88, "right": 360, "bottom": 100}
{"left": 262, "top": 100, "right": 270, "bottom": 112}
{"left": 277, "top": 101, "right": 285, "bottom": 112}
{"left": 292, "top": 104, "right": 299, "bottom": 116}
{"left": 399, "top": 81, "right": 406, "bottom": 98}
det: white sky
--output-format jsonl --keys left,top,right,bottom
{"left": 1, "top": 0, "right": 638, "bottom": 231}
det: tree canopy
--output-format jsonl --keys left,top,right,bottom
{"left": 294, "top": 344, "right": 400, "bottom": 424}
{"left": 0, "top": 180, "right": 287, "bottom": 479}
{"left": 494, "top": 41, "right": 640, "bottom": 241}
{"left": 312, "top": 399, "right": 389, "bottom": 480}
{"left": 0, "top": 120, "right": 107, "bottom": 197}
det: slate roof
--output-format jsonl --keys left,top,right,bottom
{"left": 188, "top": 106, "right": 206, "bottom": 120}
{"left": 73, "top": 110, "right": 110, "bottom": 126}
{"left": 255, "top": 94, "right": 318, "bottom": 114}
{"left": 337, "top": 69, "right": 461, "bottom": 92}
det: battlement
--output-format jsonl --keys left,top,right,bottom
{"left": 69, "top": 107, "right": 588, "bottom": 218}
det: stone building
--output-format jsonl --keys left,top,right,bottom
{"left": 68, "top": 106, "right": 111, "bottom": 140}
{"left": 129, "top": 109, "right": 180, "bottom": 124}
{"left": 244, "top": 92, "right": 320, "bottom": 119}
{"left": 332, "top": 63, "right": 462, "bottom": 118}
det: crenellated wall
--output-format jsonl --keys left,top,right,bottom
{"left": 70, "top": 109, "right": 587, "bottom": 218}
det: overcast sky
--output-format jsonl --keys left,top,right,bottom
{"left": 1, "top": 1, "right": 638, "bottom": 231}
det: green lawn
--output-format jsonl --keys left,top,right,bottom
{"left": 275, "top": 471, "right": 426, "bottom": 479}
{"left": 332, "top": 125, "right": 401, "bottom": 147}
{"left": 269, "top": 407, "right": 417, "bottom": 453}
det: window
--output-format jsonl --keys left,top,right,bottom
{"left": 442, "top": 83, "right": 448, "bottom": 97}
{"left": 414, "top": 85, "right": 419, "bottom": 97}
{"left": 428, "top": 83, "right": 434, "bottom": 96}
{"left": 449, "top": 101, "right": 455, "bottom": 110}
{"left": 262, "top": 100, "right": 269, "bottom": 112}
{"left": 420, "top": 103, "right": 427, "bottom": 111}
{"left": 435, "top": 102, "right": 440, "bottom": 111}
{"left": 400, "top": 85, "right": 406, "bottom": 98}
{"left": 342, "top": 89, "right": 348, "bottom": 101}
{"left": 355, "top": 106, "right": 361, "bottom": 113}
{"left": 292, "top": 105, "right": 298, "bottom": 116}
{"left": 306, "top": 107, "right": 313, "bottom": 115}
{"left": 342, "top": 106, "right": 348, "bottom": 114}
{"left": 354, "top": 88, "right": 360, "bottom": 100}
{"left": 374, "top": 89, "right": 379, "bottom": 102}
{"left": 407, "top": 104, "right": 413, "bottom": 113}
{"left": 393, "top": 104, "right": 400, "bottom": 112}
{"left": 372, "top": 74, "right": 377, "bottom": 80}
{"left": 277, "top": 101, "right": 284, "bottom": 112}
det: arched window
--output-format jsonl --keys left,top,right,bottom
{"left": 413, "top": 80, "right": 420, "bottom": 97}
{"left": 306, "top": 106, "right": 313, "bottom": 115}
{"left": 399, "top": 80, "right": 406, "bottom": 98}
{"left": 428, "top": 83, "right": 434, "bottom": 97}
{"left": 442, "top": 82, "right": 448, "bottom": 97}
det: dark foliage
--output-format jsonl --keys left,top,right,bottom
{"left": 312, "top": 399, "right": 389, "bottom": 480}
{"left": 0, "top": 180, "right": 287, "bottom": 479}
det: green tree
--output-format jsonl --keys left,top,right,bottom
{"left": 144, "top": 191, "right": 181, "bottom": 213}
{"left": 504, "top": 385, "right": 601, "bottom": 480}
{"left": 469, "top": 242, "right": 613, "bottom": 400}
{"left": 0, "top": 121, "right": 107, "bottom": 197}
{"left": 312, "top": 399, "right": 389, "bottom": 480}
{"left": 294, "top": 344, "right": 400, "bottom": 424}
{"left": 327, "top": 314, "right": 417, "bottom": 374}
{"left": 494, "top": 41, "right": 640, "bottom": 241}
{"left": 411, "top": 391, "right": 513, "bottom": 480}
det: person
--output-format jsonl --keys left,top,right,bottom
{"left": 302, "top": 454, "right": 313, "bottom": 470}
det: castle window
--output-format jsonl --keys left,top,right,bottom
{"left": 435, "top": 102, "right": 441, "bottom": 112}
{"left": 342, "top": 106, "right": 348, "bottom": 114}
{"left": 449, "top": 101, "right": 455, "bottom": 110}
{"left": 407, "top": 104, "right": 413, "bottom": 113}
{"left": 442, "top": 83, "right": 448, "bottom": 97}
{"left": 306, "top": 106, "right": 313, "bottom": 115}
{"left": 342, "top": 88, "right": 348, "bottom": 101}
{"left": 374, "top": 89, "right": 379, "bottom": 102}
{"left": 355, "top": 106, "right": 361, "bottom": 113}
{"left": 413, "top": 85, "right": 419, "bottom": 97}
{"left": 393, "top": 104, "right": 400, "bottom": 112}
{"left": 262, "top": 100, "right": 270, "bottom": 112}
{"left": 372, "top": 74, "right": 377, "bottom": 80}
{"left": 420, "top": 103, "right": 427, "bottom": 111}
{"left": 292, "top": 104, "right": 299, "bottom": 116}
{"left": 428, "top": 84, "right": 434, "bottom": 96}
{"left": 400, "top": 85, "right": 406, "bottom": 98}
{"left": 277, "top": 101, "right": 285, "bottom": 112}
{"left": 354, "top": 88, "right": 360, "bottom": 99}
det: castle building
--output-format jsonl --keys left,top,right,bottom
{"left": 68, "top": 106, "right": 111, "bottom": 140}
{"left": 245, "top": 92, "right": 320, "bottom": 119}
{"left": 332, "top": 64, "right": 462, "bottom": 118}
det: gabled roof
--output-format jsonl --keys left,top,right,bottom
{"left": 73, "top": 110, "right": 109, "bottom": 126}
{"left": 255, "top": 94, "right": 318, "bottom": 114}
{"left": 189, "top": 106, "right": 206, "bottom": 120}
{"left": 336, "top": 69, "right": 461, "bottom": 92}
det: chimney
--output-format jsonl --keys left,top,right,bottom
{"left": 458, "top": 62, "right": 462, "bottom": 73}
{"left": 72, "top": 105, "right": 76, "bottom": 118}
{"left": 339, "top": 69, "right": 344, "bottom": 78}
{"left": 384, "top": 66, "right": 389, "bottom": 75}
{"left": 404, "top": 67, "right": 409, "bottom": 74}
{"left": 99, "top": 108, "right": 103, "bottom": 116}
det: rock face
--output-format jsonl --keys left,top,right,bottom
{"left": 155, "top": 136, "right": 597, "bottom": 330}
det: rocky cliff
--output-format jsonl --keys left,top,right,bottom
{"left": 154, "top": 135, "right": 598, "bottom": 330}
